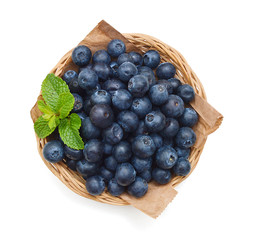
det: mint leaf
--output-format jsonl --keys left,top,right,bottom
{"left": 37, "top": 100, "right": 55, "bottom": 115}
{"left": 58, "top": 113, "right": 84, "bottom": 150}
{"left": 34, "top": 115, "right": 56, "bottom": 138}
{"left": 48, "top": 115, "right": 57, "bottom": 129}
{"left": 41, "top": 73, "right": 70, "bottom": 112}
{"left": 57, "top": 92, "right": 75, "bottom": 119}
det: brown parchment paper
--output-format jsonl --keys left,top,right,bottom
{"left": 31, "top": 20, "right": 223, "bottom": 219}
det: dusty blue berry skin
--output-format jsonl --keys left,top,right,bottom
{"left": 43, "top": 140, "right": 64, "bottom": 163}
{"left": 64, "top": 146, "right": 83, "bottom": 161}
{"left": 104, "top": 156, "right": 118, "bottom": 172}
{"left": 160, "top": 118, "right": 180, "bottom": 138}
{"left": 81, "top": 117, "right": 101, "bottom": 140}
{"left": 66, "top": 158, "right": 77, "bottom": 171}
{"left": 177, "top": 84, "right": 195, "bottom": 103}
{"left": 90, "top": 90, "right": 111, "bottom": 106}
{"left": 172, "top": 158, "right": 191, "bottom": 176}
{"left": 109, "top": 61, "right": 119, "bottom": 78}
{"left": 128, "top": 177, "right": 148, "bottom": 198}
{"left": 168, "top": 78, "right": 182, "bottom": 91}
{"left": 156, "top": 146, "right": 178, "bottom": 169}
{"left": 117, "top": 53, "right": 134, "bottom": 65}
{"left": 128, "top": 74, "right": 149, "bottom": 97}
{"left": 92, "top": 50, "right": 111, "bottom": 64}
{"left": 175, "top": 127, "right": 196, "bottom": 149}
{"left": 143, "top": 50, "right": 160, "bottom": 69}
{"left": 158, "top": 79, "right": 173, "bottom": 94}
{"left": 85, "top": 84, "right": 101, "bottom": 96}
{"left": 103, "top": 143, "right": 113, "bottom": 155}
{"left": 163, "top": 138, "right": 174, "bottom": 147}
{"left": 83, "top": 98, "right": 92, "bottom": 115}
{"left": 156, "top": 62, "right": 176, "bottom": 79}
{"left": 133, "top": 120, "right": 148, "bottom": 136}
{"left": 78, "top": 69, "right": 98, "bottom": 90}
{"left": 161, "top": 95, "right": 184, "bottom": 118}
{"left": 152, "top": 168, "right": 172, "bottom": 184}
{"left": 76, "top": 159, "right": 99, "bottom": 178}
{"left": 115, "top": 162, "right": 136, "bottom": 186}
{"left": 149, "top": 84, "right": 169, "bottom": 105}
{"left": 99, "top": 166, "right": 114, "bottom": 182}
{"left": 175, "top": 147, "right": 190, "bottom": 158}
{"left": 79, "top": 63, "right": 94, "bottom": 73}
{"left": 107, "top": 39, "right": 126, "bottom": 57}
{"left": 129, "top": 52, "right": 143, "bottom": 66}
{"left": 102, "top": 122, "right": 123, "bottom": 145}
{"left": 139, "top": 169, "right": 152, "bottom": 182}
{"left": 138, "top": 66, "right": 156, "bottom": 87}
{"left": 108, "top": 178, "right": 125, "bottom": 196}
{"left": 131, "top": 156, "right": 152, "bottom": 173}
{"left": 63, "top": 70, "right": 78, "bottom": 85}
{"left": 179, "top": 108, "right": 198, "bottom": 127}
{"left": 112, "top": 89, "right": 132, "bottom": 110}
{"left": 131, "top": 97, "right": 152, "bottom": 119}
{"left": 112, "top": 141, "right": 132, "bottom": 163}
{"left": 117, "top": 110, "right": 139, "bottom": 133}
{"left": 72, "top": 93, "right": 84, "bottom": 112}
{"left": 72, "top": 45, "right": 92, "bottom": 67}
{"left": 69, "top": 78, "right": 82, "bottom": 93}
{"left": 93, "top": 63, "right": 112, "bottom": 81}
{"left": 145, "top": 111, "right": 166, "bottom": 133}
{"left": 86, "top": 175, "right": 105, "bottom": 196}
{"left": 132, "top": 135, "right": 156, "bottom": 158}
{"left": 90, "top": 104, "right": 114, "bottom": 128}
{"left": 102, "top": 79, "right": 126, "bottom": 95}
{"left": 83, "top": 139, "right": 104, "bottom": 162}
{"left": 117, "top": 62, "right": 138, "bottom": 82}
{"left": 76, "top": 112, "right": 87, "bottom": 120}
{"left": 150, "top": 133, "right": 163, "bottom": 148}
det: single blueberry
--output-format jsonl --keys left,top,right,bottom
{"left": 131, "top": 156, "right": 152, "bottom": 173}
{"left": 43, "top": 140, "right": 64, "bottom": 163}
{"left": 156, "top": 62, "right": 176, "bottom": 79}
{"left": 168, "top": 78, "right": 182, "bottom": 91}
{"left": 143, "top": 50, "right": 160, "bottom": 69}
{"left": 86, "top": 175, "right": 105, "bottom": 196}
{"left": 160, "top": 118, "right": 180, "bottom": 138}
{"left": 64, "top": 145, "right": 83, "bottom": 161}
{"left": 144, "top": 111, "right": 166, "bottom": 132}
{"left": 117, "top": 62, "right": 138, "bottom": 82}
{"left": 175, "top": 127, "right": 196, "bottom": 149}
{"left": 177, "top": 84, "right": 195, "bottom": 103}
{"left": 81, "top": 117, "right": 101, "bottom": 140}
{"left": 161, "top": 94, "right": 184, "bottom": 118}
{"left": 102, "top": 79, "right": 126, "bottom": 95}
{"left": 83, "top": 139, "right": 104, "bottom": 162}
{"left": 112, "top": 141, "right": 132, "bottom": 163}
{"left": 115, "top": 162, "right": 136, "bottom": 186}
{"left": 112, "top": 89, "right": 132, "bottom": 110}
{"left": 102, "top": 122, "right": 123, "bottom": 145}
{"left": 90, "top": 90, "right": 111, "bottom": 105}
{"left": 133, "top": 120, "right": 148, "bottom": 136}
{"left": 150, "top": 133, "right": 163, "bottom": 148}
{"left": 158, "top": 79, "right": 173, "bottom": 94}
{"left": 131, "top": 97, "right": 152, "bottom": 119}
{"left": 65, "top": 158, "right": 77, "bottom": 171}
{"left": 132, "top": 135, "right": 156, "bottom": 158}
{"left": 152, "top": 168, "right": 172, "bottom": 184}
{"left": 128, "top": 75, "right": 149, "bottom": 97}
{"left": 149, "top": 84, "right": 169, "bottom": 105}
{"left": 117, "top": 110, "right": 139, "bottom": 133}
{"left": 172, "top": 157, "right": 191, "bottom": 176}
{"left": 139, "top": 169, "right": 152, "bottom": 183}
{"left": 108, "top": 178, "right": 125, "bottom": 196}
{"left": 92, "top": 50, "right": 111, "bottom": 64}
{"left": 103, "top": 142, "right": 113, "bottom": 155}
{"left": 99, "top": 166, "right": 114, "bottom": 183}
{"left": 156, "top": 146, "right": 178, "bottom": 169}
{"left": 107, "top": 39, "right": 126, "bottom": 57}
{"left": 104, "top": 156, "right": 118, "bottom": 172}
{"left": 72, "top": 45, "right": 92, "bottom": 67}
{"left": 129, "top": 52, "right": 143, "bottom": 66}
{"left": 117, "top": 53, "right": 134, "bottom": 65}
{"left": 72, "top": 93, "right": 83, "bottom": 112}
{"left": 90, "top": 104, "right": 114, "bottom": 128}
{"left": 138, "top": 66, "right": 156, "bottom": 87}
{"left": 63, "top": 70, "right": 78, "bottom": 85}
{"left": 178, "top": 108, "right": 198, "bottom": 127}
{"left": 78, "top": 69, "right": 98, "bottom": 90}
{"left": 128, "top": 177, "right": 148, "bottom": 198}
{"left": 93, "top": 63, "right": 112, "bottom": 81}
{"left": 76, "top": 159, "right": 99, "bottom": 178}
{"left": 175, "top": 146, "right": 190, "bottom": 159}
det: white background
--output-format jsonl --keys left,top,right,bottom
{"left": 0, "top": 0, "right": 257, "bottom": 239}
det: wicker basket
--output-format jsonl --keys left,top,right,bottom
{"left": 31, "top": 30, "right": 215, "bottom": 207}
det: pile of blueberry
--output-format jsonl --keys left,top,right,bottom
{"left": 42, "top": 39, "right": 198, "bottom": 198}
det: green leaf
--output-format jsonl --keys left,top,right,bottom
{"left": 48, "top": 115, "right": 57, "bottom": 129}
{"left": 37, "top": 100, "right": 55, "bottom": 115}
{"left": 57, "top": 92, "right": 75, "bottom": 119}
{"left": 34, "top": 116, "right": 56, "bottom": 138}
{"left": 58, "top": 113, "right": 84, "bottom": 150}
{"left": 41, "top": 73, "right": 70, "bottom": 112}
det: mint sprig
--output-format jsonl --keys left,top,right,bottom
{"left": 34, "top": 73, "right": 84, "bottom": 150}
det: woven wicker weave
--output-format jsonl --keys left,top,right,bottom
{"left": 33, "top": 33, "right": 207, "bottom": 206}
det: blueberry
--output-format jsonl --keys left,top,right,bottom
{"left": 69, "top": 78, "right": 82, "bottom": 93}
{"left": 129, "top": 52, "right": 143, "bottom": 66}
{"left": 99, "top": 166, "right": 114, "bottom": 183}
{"left": 63, "top": 70, "right": 78, "bottom": 85}
{"left": 172, "top": 158, "right": 191, "bottom": 176}
{"left": 175, "top": 146, "right": 190, "bottom": 158}
{"left": 128, "top": 75, "right": 149, "bottom": 97}
{"left": 109, "top": 61, "right": 119, "bottom": 78}
{"left": 78, "top": 69, "right": 98, "bottom": 90}
{"left": 143, "top": 50, "right": 160, "bottom": 69}
{"left": 117, "top": 53, "right": 133, "bottom": 65}
{"left": 90, "top": 90, "right": 111, "bottom": 105}
{"left": 112, "top": 89, "right": 132, "bottom": 110}
{"left": 65, "top": 158, "right": 77, "bottom": 171}
{"left": 149, "top": 84, "right": 168, "bottom": 105}
{"left": 132, "top": 135, "right": 156, "bottom": 158}
{"left": 76, "top": 112, "right": 87, "bottom": 120}
{"left": 90, "top": 104, "right": 114, "bottom": 128}
{"left": 133, "top": 120, "right": 148, "bottom": 136}
{"left": 131, "top": 156, "right": 152, "bottom": 173}
{"left": 86, "top": 175, "right": 105, "bottom": 196}
{"left": 92, "top": 50, "right": 111, "bottom": 64}
{"left": 156, "top": 62, "right": 176, "bottom": 79}
{"left": 168, "top": 78, "right": 182, "bottom": 91}
{"left": 163, "top": 138, "right": 174, "bottom": 147}
{"left": 72, "top": 45, "right": 92, "bottom": 67}
{"left": 175, "top": 127, "right": 196, "bottom": 149}
{"left": 158, "top": 79, "right": 173, "bottom": 94}
{"left": 102, "top": 122, "right": 123, "bottom": 145}
{"left": 81, "top": 117, "right": 101, "bottom": 140}
{"left": 156, "top": 146, "right": 178, "bottom": 169}
{"left": 104, "top": 156, "right": 118, "bottom": 172}
{"left": 161, "top": 94, "right": 184, "bottom": 118}
{"left": 102, "top": 79, "right": 126, "bottom": 95}
{"left": 160, "top": 118, "right": 180, "bottom": 138}
{"left": 138, "top": 66, "right": 156, "bottom": 87}
{"left": 72, "top": 93, "right": 83, "bottom": 112}
{"left": 117, "top": 62, "right": 138, "bottom": 82}
{"left": 177, "top": 84, "right": 195, "bottom": 103}
{"left": 108, "top": 178, "right": 125, "bottom": 196}
{"left": 152, "top": 168, "right": 172, "bottom": 184}
{"left": 107, "top": 39, "right": 126, "bottom": 57}
{"left": 85, "top": 84, "right": 101, "bottom": 96}
{"left": 83, "top": 139, "right": 104, "bottom": 162}
{"left": 79, "top": 63, "right": 93, "bottom": 73}
{"left": 128, "top": 177, "right": 148, "bottom": 198}
{"left": 112, "top": 141, "right": 132, "bottom": 163}
{"left": 131, "top": 97, "right": 152, "bottom": 119}
{"left": 93, "top": 63, "right": 112, "bottom": 81}
{"left": 117, "top": 110, "right": 139, "bottom": 133}
{"left": 144, "top": 111, "right": 166, "bottom": 132}
{"left": 43, "top": 140, "right": 64, "bottom": 163}
{"left": 178, "top": 108, "right": 198, "bottom": 127}
{"left": 103, "top": 142, "right": 113, "bottom": 155}
{"left": 76, "top": 159, "right": 99, "bottom": 178}
{"left": 115, "top": 163, "right": 136, "bottom": 186}
{"left": 64, "top": 145, "right": 83, "bottom": 161}
{"left": 139, "top": 169, "right": 152, "bottom": 183}
{"left": 83, "top": 98, "right": 92, "bottom": 115}
{"left": 150, "top": 133, "right": 163, "bottom": 148}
